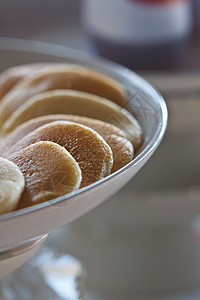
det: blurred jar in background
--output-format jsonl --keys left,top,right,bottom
{"left": 193, "top": 0, "right": 200, "bottom": 33}
{"left": 82, "top": 0, "right": 193, "bottom": 71}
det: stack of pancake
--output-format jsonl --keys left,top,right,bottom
{"left": 0, "top": 64, "right": 142, "bottom": 214}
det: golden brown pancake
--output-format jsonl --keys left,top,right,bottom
{"left": 0, "top": 114, "right": 134, "bottom": 172}
{"left": 6, "top": 121, "right": 113, "bottom": 188}
{"left": 0, "top": 63, "right": 48, "bottom": 100}
{"left": 2, "top": 114, "right": 132, "bottom": 172}
{"left": 7, "top": 141, "right": 82, "bottom": 210}
{"left": 0, "top": 157, "right": 25, "bottom": 214}
{"left": 1, "top": 90, "right": 142, "bottom": 151}
{"left": 0, "top": 64, "right": 128, "bottom": 127}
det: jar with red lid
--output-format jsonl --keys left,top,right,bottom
{"left": 82, "top": 0, "right": 193, "bottom": 71}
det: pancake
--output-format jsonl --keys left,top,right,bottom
{"left": 6, "top": 121, "right": 113, "bottom": 188}
{"left": 0, "top": 114, "right": 134, "bottom": 172}
{"left": 0, "top": 64, "right": 128, "bottom": 128}
{"left": 0, "top": 157, "right": 25, "bottom": 214}
{"left": 0, "top": 63, "right": 48, "bottom": 100}
{"left": 7, "top": 141, "right": 82, "bottom": 210}
{"left": 1, "top": 90, "right": 142, "bottom": 151}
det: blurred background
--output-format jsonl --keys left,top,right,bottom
{"left": 0, "top": 1, "right": 200, "bottom": 299}
{"left": 0, "top": 0, "right": 86, "bottom": 50}
{"left": 0, "top": 0, "right": 200, "bottom": 71}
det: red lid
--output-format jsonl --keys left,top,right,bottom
{"left": 127, "top": 0, "right": 187, "bottom": 4}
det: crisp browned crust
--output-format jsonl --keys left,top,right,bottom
{"left": 6, "top": 121, "right": 113, "bottom": 188}
{"left": 7, "top": 141, "right": 82, "bottom": 209}
{"left": 0, "top": 114, "right": 133, "bottom": 172}
{"left": 1, "top": 90, "right": 142, "bottom": 151}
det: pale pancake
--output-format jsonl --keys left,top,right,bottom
{"left": 0, "top": 64, "right": 128, "bottom": 127}
{"left": 7, "top": 141, "right": 82, "bottom": 210}
{"left": 0, "top": 63, "right": 48, "bottom": 100}
{"left": 0, "top": 157, "right": 25, "bottom": 214}
{"left": 6, "top": 121, "right": 113, "bottom": 188}
{"left": 1, "top": 90, "right": 142, "bottom": 151}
